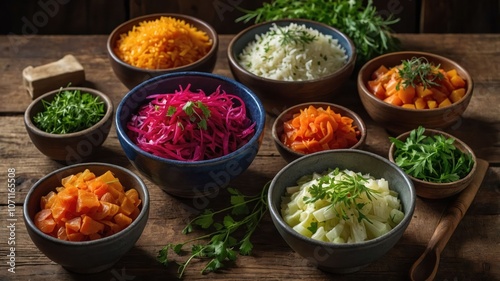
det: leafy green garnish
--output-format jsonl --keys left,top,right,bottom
{"left": 270, "top": 25, "right": 317, "bottom": 46}
{"left": 303, "top": 168, "right": 378, "bottom": 223}
{"left": 33, "top": 88, "right": 105, "bottom": 134}
{"left": 157, "top": 184, "right": 269, "bottom": 278}
{"left": 236, "top": 0, "right": 400, "bottom": 64}
{"left": 396, "top": 57, "right": 444, "bottom": 90}
{"left": 389, "top": 126, "right": 474, "bottom": 183}
{"left": 168, "top": 100, "right": 211, "bottom": 130}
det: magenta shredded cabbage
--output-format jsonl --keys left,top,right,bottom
{"left": 127, "top": 84, "right": 256, "bottom": 161}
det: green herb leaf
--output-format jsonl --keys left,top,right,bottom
{"left": 396, "top": 57, "right": 444, "bottom": 90}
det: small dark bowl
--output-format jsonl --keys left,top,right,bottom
{"left": 388, "top": 128, "right": 477, "bottom": 199}
{"left": 228, "top": 19, "right": 356, "bottom": 115}
{"left": 268, "top": 149, "right": 416, "bottom": 273}
{"left": 272, "top": 102, "right": 366, "bottom": 163}
{"left": 24, "top": 87, "right": 113, "bottom": 164}
{"left": 115, "top": 71, "right": 266, "bottom": 198}
{"left": 107, "top": 13, "right": 219, "bottom": 89}
{"left": 23, "top": 162, "right": 150, "bottom": 274}
{"left": 357, "top": 51, "right": 473, "bottom": 135}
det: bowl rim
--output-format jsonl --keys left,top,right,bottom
{"left": 22, "top": 162, "right": 150, "bottom": 246}
{"left": 115, "top": 71, "right": 266, "bottom": 166}
{"left": 357, "top": 51, "right": 474, "bottom": 112}
{"left": 227, "top": 18, "right": 357, "bottom": 84}
{"left": 107, "top": 13, "right": 219, "bottom": 73}
{"left": 24, "top": 87, "right": 114, "bottom": 138}
{"left": 268, "top": 149, "right": 416, "bottom": 248}
{"left": 271, "top": 102, "right": 367, "bottom": 157}
{"left": 388, "top": 128, "right": 478, "bottom": 188}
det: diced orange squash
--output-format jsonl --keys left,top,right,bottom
{"left": 414, "top": 97, "right": 427, "bottom": 109}
{"left": 114, "top": 213, "right": 133, "bottom": 228}
{"left": 67, "top": 232, "right": 85, "bottom": 242}
{"left": 439, "top": 98, "right": 452, "bottom": 108}
{"left": 427, "top": 100, "right": 438, "bottom": 109}
{"left": 80, "top": 215, "right": 105, "bottom": 235}
{"left": 431, "top": 88, "right": 448, "bottom": 103}
{"left": 446, "top": 69, "right": 458, "bottom": 78}
{"left": 34, "top": 209, "right": 56, "bottom": 234}
{"left": 125, "top": 189, "right": 141, "bottom": 207}
{"left": 449, "top": 88, "right": 466, "bottom": 103}
{"left": 384, "top": 78, "right": 399, "bottom": 96}
{"left": 97, "top": 171, "right": 124, "bottom": 192}
{"left": 402, "top": 103, "right": 416, "bottom": 109}
{"left": 100, "top": 192, "right": 116, "bottom": 204}
{"left": 65, "top": 216, "right": 81, "bottom": 233}
{"left": 76, "top": 189, "right": 100, "bottom": 213}
{"left": 101, "top": 201, "right": 120, "bottom": 219}
{"left": 371, "top": 65, "right": 389, "bottom": 80}
{"left": 368, "top": 80, "right": 386, "bottom": 99}
{"left": 384, "top": 94, "right": 403, "bottom": 106}
{"left": 120, "top": 196, "right": 136, "bottom": 216}
{"left": 416, "top": 85, "right": 433, "bottom": 98}
{"left": 450, "top": 75, "right": 466, "bottom": 88}
{"left": 40, "top": 191, "right": 57, "bottom": 209}
{"left": 396, "top": 86, "right": 416, "bottom": 104}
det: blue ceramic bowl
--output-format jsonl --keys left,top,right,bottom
{"left": 268, "top": 149, "right": 416, "bottom": 274}
{"left": 23, "top": 163, "right": 149, "bottom": 274}
{"left": 228, "top": 19, "right": 356, "bottom": 115}
{"left": 115, "top": 72, "right": 266, "bottom": 198}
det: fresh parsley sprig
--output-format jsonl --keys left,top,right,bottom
{"left": 33, "top": 88, "right": 105, "bottom": 134}
{"left": 303, "top": 168, "right": 379, "bottom": 223}
{"left": 167, "top": 100, "right": 211, "bottom": 130}
{"left": 396, "top": 57, "right": 444, "bottom": 90}
{"left": 157, "top": 183, "right": 269, "bottom": 278}
{"left": 236, "top": 0, "right": 400, "bottom": 64}
{"left": 389, "top": 126, "right": 474, "bottom": 183}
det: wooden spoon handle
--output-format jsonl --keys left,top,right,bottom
{"left": 429, "top": 158, "right": 489, "bottom": 253}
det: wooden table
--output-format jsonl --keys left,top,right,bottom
{"left": 0, "top": 34, "right": 499, "bottom": 281}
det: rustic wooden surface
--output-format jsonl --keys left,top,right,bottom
{"left": 0, "top": 34, "right": 499, "bottom": 281}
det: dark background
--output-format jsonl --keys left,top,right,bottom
{"left": 0, "top": 0, "right": 499, "bottom": 36}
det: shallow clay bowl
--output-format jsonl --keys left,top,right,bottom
{"left": 388, "top": 128, "right": 477, "bottom": 199}
{"left": 24, "top": 87, "right": 113, "bottom": 164}
{"left": 357, "top": 51, "right": 473, "bottom": 135}
{"left": 107, "top": 13, "right": 219, "bottom": 89}
{"left": 228, "top": 19, "right": 356, "bottom": 115}
{"left": 272, "top": 102, "right": 366, "bottom": 163}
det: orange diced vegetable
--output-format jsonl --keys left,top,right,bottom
{"left": 33, "top": 169, "right": 142, "bottom": 242}
{"left": 450, "top": 75, "right": 466, "bottom": 88}
{"left": 384, "top": 94, "right": 403, "bottom": 106}
{"left": 427, "top": 100, "right": 438, "bottom": 109}
{"left": 371, "top": 65, "right": 389, "bottom": 80}
{"left": 396, "top": 86, "right": 416, "bottom": 104}
{"left": 414, "top": 97, "right": 427, "bottom": 109}
{"left": 439, "top": 98, "right": 452, "bottom": 108}
{"left": 431, "top": 88, "right": 448, "bottom": 103}
{"left": 416, "top": 85, "right": 433, "bottom": 98}
{"left": 450, "top": 88, "right": 466, "bottom": 103}
{"left": 402, "top": 103, "right": 416, "bottom": 109}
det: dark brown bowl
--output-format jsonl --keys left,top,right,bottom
{"left": 228, "top": 19, "right": 356, "bottom": 115}
{"left": 388, "top": 128, "right": 477, "bottom": 199}
{"left": 357, "top": 51, "right": 473, "bottom": 135}
{"left": 107, "top": 13, "right": 219, "bottom": 89}
{"left": 23, "top": 163, "right": 149, "bottom": 274}
{"left": 24, "top": 87, "right": 113, "bottom": 164}
{"left": 272, "top": 102, "right": 366, "bottom": 163}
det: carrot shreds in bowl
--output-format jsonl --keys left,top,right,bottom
{"left": 281, "top": 105, "right": 360, "bottom": 154}
{"left": 114, "top": 16, "right": 212, "bottom": 69}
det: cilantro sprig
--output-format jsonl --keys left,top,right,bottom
{"left": 303, "top": 168, "right": 378, "bottom": 223}
{"left": 33, "top": 88, "right": 105, "bottom": 134}
{"left": 157, "top": 183, "right": 269, "bottom": 278}
{"left": 167, "top": 100, "right": 211, "bottom": 130}
{"left": 389, "top": 126, "right": 474, "bottom": 183}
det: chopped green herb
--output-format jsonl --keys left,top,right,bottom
{"left": 157, "top": 183, "right": 269, "bottom": 278}
{"left": 389, "top": 126, "right": 474, "bottom": 183}
{"left": 396, "top": 57, "right": 444, "bottom": 90}
{"left": 33, "top": 88, "right": 105, "bottom": 134}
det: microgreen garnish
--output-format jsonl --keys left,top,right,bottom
{"left": 396, "top": 57, "right": 444, "bottom": 90}
{"left": 157, "top": 183, "right": 269, "bottom": 278}
{"left": 389, "top": 126, "right": 474, "bottom": 183}
{"left": 33, "top": 88, "right": 105, "bottom": 134}
{"left": 303, "top": 168, "right": 378, "bottom": 223}
{"left": 270, "top": 25, "right": 317, "bottom": 46}
{"left": 168, "top": 100, "right": 211, "bottom": 130}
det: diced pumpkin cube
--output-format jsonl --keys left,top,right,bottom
{"left": 120, "top": 196, "right": 137, "bottom": 216}
{"left": 402, "top": 103, "right": 416, "bottom": 109}
{"left": 97, "top": 171, "right": 123, "bottom": 192}
{"left": 383, "top": 94, "right": 403, "bottom": 106}
{"left": 438, "top": 98, "right": 452, "bottom": 108}
{"left": 40, "top": 191, "right": 57, "bottom": 209}
{"left": 35, "top": 209, "right": 56, "bottom": 234}
{"left": 114, "top": 213, "right": 133, "bottom": 228}
{"left": 427, "top": 100, "right": 438, "bottom": 109}
{"left": 414, "top": 97, "right": 427, "bottom": 109}
{"left": 450, "top": 88, "right": 466, "bottom": 103}
{"left": 450, "top": 75, "right": 466, "bottom": 88}
{"left": 76, "top": 189, "right": 100, "bottom": 213}
{"left": 396, "top": 86, "right": 416, "bottom": 104}
{"left": 368, "top": 80, "right": 386, "bottom": 99}
{"left": 371, "top": 65, "right": 389, "bottom": 80}
{"left": 416, "top": 85, "right": 433, "bottom": 98}
{"left": 80, "top": 215, "right": 105, "bottom": 235}
{"left": 446, "top": 69, "right": 458, "bottom": 78}
{"left": 65, "top": 216, "right": 82, "bottom": 233}
{"left": 125, "top": 189, "right": 141, "bottom": 207}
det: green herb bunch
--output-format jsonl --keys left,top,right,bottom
{"left": 167, "top": 100, "right": 211, "bottom": 130}
{"left": 389, "top": 126, "right": 474, "bottom": 183}
{"left": 157, "top": 184, "right": 269, "bottom": 278}
{"left": 396, "top": 57, "right": 444, "bottom": 90}
{"left": 236, "top": 0, "right": 400, "bottom": 64}
{"left": 33, "top": 88, "right": 105, "bottom": 134}
{"left": 303, "top": 168, "right": 379, "bottom": 223}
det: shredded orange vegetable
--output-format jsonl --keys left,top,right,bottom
{"left": 281, "top": 105, "right": 360, "bottom": 154}
{"left": 114, "top": 16, "right": 212, "bottom": 69}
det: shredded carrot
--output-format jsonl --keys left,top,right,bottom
{"left": 281, "top": 105, "right": 360, "bottom": 154}
{"left": 114, "top": 16, "right": 212, "bottom": 69}
{"left": 34, "top": 169, "right": 142, "bottom": 241}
